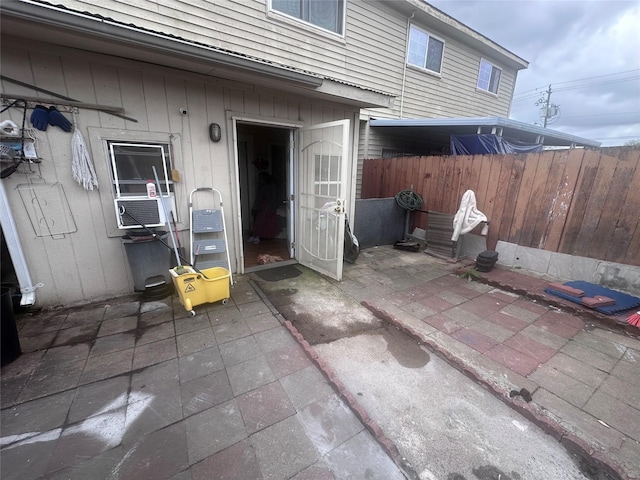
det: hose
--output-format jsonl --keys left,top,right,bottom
{"left": 395, "top": 190, "right": 424, "bottom": 211}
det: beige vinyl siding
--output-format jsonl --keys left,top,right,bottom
{"left": 344, "top": 2, "right": 407, "bottom": 95}
{"left": 365, "top": 36, "right": 517, "bottom": 120}
{"left": 0, "top": 35, "right": 357, "bottom": 306}
{"left": 51, "top": 0, "right": 519, "bottom": 119}
{"left": 66, "top": 0, "right": 354, "bottom": 80}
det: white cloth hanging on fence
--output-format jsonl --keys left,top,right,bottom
{"left": 451, "top": 190, "right": 487, "bottom": 241}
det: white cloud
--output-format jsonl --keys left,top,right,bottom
{"left": 429, "top": 0, "right": 640, "bottom": 145}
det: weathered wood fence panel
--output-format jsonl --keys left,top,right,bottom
{"left": 361, "top": 148, "right": 640, "bottom": 267}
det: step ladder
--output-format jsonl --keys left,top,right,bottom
{"left": 189, "top": 187, "right": 233, "bottom": 285}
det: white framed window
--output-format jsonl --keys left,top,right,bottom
{"left": 107, "top": 141, "right": 177, "bottom": 229}
{"left": 407, "top": 25, "right": 444, "bottom": 75}
{"left": 107, "top": 141, "right": 174, "bottom": 198}
{"left": 477, "top": 59, "right": 501, "bottom": 94}
{"left": 270, "top": 0, "right": 345, "bottom": 35}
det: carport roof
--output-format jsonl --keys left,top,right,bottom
{"left": 370, "top": 116, "right": 601, "bottom": 149}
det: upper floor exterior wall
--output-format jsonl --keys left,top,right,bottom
{"left": 25, "top": 0, "right": 527, "bottom": 120}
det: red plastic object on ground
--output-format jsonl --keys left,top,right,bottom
{"left": 581, "top": 296, "right": 616, "bottom": 308}
{"left": 547, "top": 282, "right": 584, "bottom": 297}
{"left": 627, "top": 311, "right": 640, "bottom": 327}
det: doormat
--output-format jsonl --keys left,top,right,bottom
{"left": 544, "top": 281, "right": 640, "bottom": 315}
{"left": 255, "top": 265, "right": 301, "bottom": 282}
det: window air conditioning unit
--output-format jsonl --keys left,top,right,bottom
{"left": 115, "top": 198, "right": 166, "bottom": 229}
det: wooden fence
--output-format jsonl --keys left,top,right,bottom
{"left": 361, "top": 147, "right": 640, "bottom": 267}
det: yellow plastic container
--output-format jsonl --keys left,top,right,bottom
{"left": 170, "top": 266, "right": 230, "bottom": 315}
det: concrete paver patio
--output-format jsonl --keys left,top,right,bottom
{"left": 1, "top": 276, "right": 405, "bottom": 480}
{"left": 1, "top": 245, "right": 639, "bottom": 479}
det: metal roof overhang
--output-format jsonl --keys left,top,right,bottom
{"left": 0, "top": 0, "right": 393, "bottom": 109}
{"left": 370, "top": 117, "right": 601, "bottom": 149}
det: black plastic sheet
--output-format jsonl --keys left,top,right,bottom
{"left": 451, "top": 134, "right": 543, "bottom": 155}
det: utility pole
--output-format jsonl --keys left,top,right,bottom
{"left": 535, "top": 85, "right": 559, "bottom": 127}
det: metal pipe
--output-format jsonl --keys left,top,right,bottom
{"left": 0, "top": 180, "right": 43, "bottom": 306}
{"left": 152, "top": 166, "right": 181, "bottom": 266}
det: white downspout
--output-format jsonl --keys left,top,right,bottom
{"left": 0, "top": 180, "right": 42, "bottom": 305}
{"left": 399, "top": 11, "right": 416, "bottom": 119}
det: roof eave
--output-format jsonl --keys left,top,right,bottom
{"left": 1, "top": 0, "right": 323, "bottom": 88}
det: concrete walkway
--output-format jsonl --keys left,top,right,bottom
{"left": 338, "top": 246, "right": 640, "bottom": 480}
{"left": 1, "top": 245, "right": 639, "bottom": 479}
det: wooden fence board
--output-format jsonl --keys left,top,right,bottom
{"left": 588, "top": 149, "right": 634, "bottom": 259}
{"left": 491, "top": 154, "right": 514, "bottom": 248}
{"left": 519, "top": 152, "right": 551, "bottom": 248}
{"left": 384, "top": 158, "right": 396, "bottom": 198}
{"left": 420, "top": 156, "right": 433, "bottom": 210}
{"left": 534, "top": 151, "right": 569, "bottom": 249}
{"left": 497, "top": 154, "right": 522, "bottom": 242}
{"left": 445, "top": 155, "right": 460, "bottom": 213}
{"left": 475, "top": 154, "right": 493, "bottom": 216}
{"left": 573, "top": 151, "right": 617, "bottom": 256}
{"left": 602, "top": 149, "right": 640, "bottom": 263}
{"left": 508, "top": 154, "right": 539, "bottom": 245}
{"left": 542, "top": 150, "right": 583, "bottom": 252}
{"left": 482, "top": 155, "right": 503, "bottom": 249}
{"left": 459, "top": 154, "right": 475, "bottom": 194}
{"left": 436, "top": 157, "right": 457, "bottom": 213}
{"left": 559, "top": 149, "right": 601, "bottom": 253}
{"left": 361, "top": 148, "right": 640, "bottom": 266}
{"left": 466, "top": 155, "right": 481, "bottom": 194}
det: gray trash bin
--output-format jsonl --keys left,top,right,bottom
{"left": 121, "top": 230, "right": 172, "bottom": 292}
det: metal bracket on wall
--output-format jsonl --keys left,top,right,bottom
{"left": 0, "top": 76, "right": 138, "bottom": 123}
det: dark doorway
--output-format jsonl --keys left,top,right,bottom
{"left": 236, "top": 123, "right": 292, "bottom": 270}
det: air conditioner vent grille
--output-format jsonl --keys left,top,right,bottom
{"left": 115, "top": 198, "right": 165, "bottom": 229}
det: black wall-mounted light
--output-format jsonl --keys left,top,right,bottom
{"left": 209, "top": 123, "right": 222, "bottom": 142}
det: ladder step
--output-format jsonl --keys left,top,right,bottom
{"left": 196, "top": 259, "right": 229, "bottom": 270}
{"left": 192, "top": 209, "right": 223, "bottom": 232}
{"left": 193, "top": 239, "right": 226, "bottom": 254}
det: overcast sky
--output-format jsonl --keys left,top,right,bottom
{"left": 428, "top": 0, "right": 640, "bottom": 146}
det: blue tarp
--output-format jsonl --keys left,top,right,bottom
{"left": 451, "top": 134, "right": 543, "bottom": 155}
{"left": 545, "top": 281, "right": 640, "bottom": 315}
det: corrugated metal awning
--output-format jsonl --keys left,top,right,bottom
{"left": 370, "top": 116, "right": 601, "bottom": 148}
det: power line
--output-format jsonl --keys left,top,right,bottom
{"left": 560, "top": 111, "right": 640, "bottom": 120}
{"left": 590, "top": 135, "right": 640, "bottom": 140}
{"left": 552, "top": 76, "right": 640, "bottom": 93}
{"left": 512, "top": 76, "right": 640, "bottom": 104}
{"left": 513, "top": 68, "right": 640, "bottom": 98}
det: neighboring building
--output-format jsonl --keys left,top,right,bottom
{"left": 1, "top": 0, "right": 538, "bottom": 306}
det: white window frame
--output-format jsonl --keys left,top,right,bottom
{"left": 107, "top": 141, "right": 174, "bottom": 198}
{"left": 477, "top": 58, "right": 502, "bottom": 94}
{"left": 107, "top": 140, "right": 178, "bottom": 230}
{"left": 407, "top": 25, "right": 445, "bottom": 75}
{"left": 269, "top": 0, "right": 346, "bottom": 37}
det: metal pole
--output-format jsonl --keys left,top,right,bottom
{"left": 543, "top": 85, "right": 552, "bottom": 127}
{"left": 152, "top": 166, "right": 181, "bottom": 266}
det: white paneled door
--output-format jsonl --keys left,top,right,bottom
{"left": 297, "top": 120, "right": 350, "bottom": 281}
